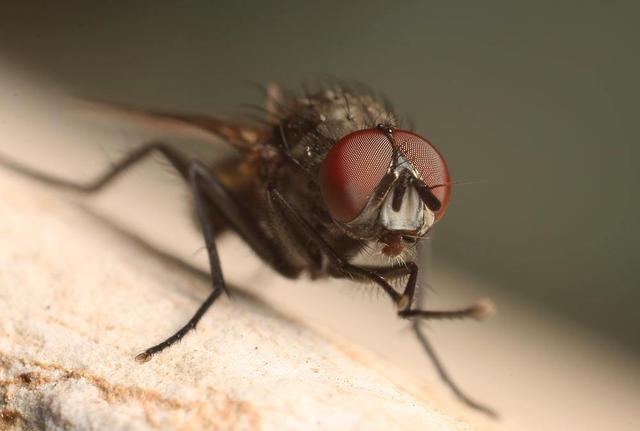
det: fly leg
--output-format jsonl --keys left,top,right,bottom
{"left": 343, "top": 263, "right": 497, "bottom": 417}
{"left": 0, "top": 143, "right": 304, "bottom": 359}
{"left": 0, "top": 143, "right": 229, "bottom": 360}
{"left": 267, "top": 187, "right": 421, "bottom": 306}
{"left": 0, "top": 142, "right": 302, "bottom": 277}
{"left": 410, "top": 318, "right": 497, "bottom": 417}
{"left": 395, "top": 262, "right": 491, "bottom": 319}
{"left": 331, "top": 261, "right": 490, "bottom": 321}
{"left": 267, "top": 187, "right": 401, "bottom": 303}
{"left": 0, "top": 142, "right": 189, "bottom": 193}
{"left": 334, "top": 262, "right": 496, "bottom": 417}
{"left": 393, "top": 262, "right": 497, "bottom": 417}
{"left": 135, "top": 162, "right": 229, "bottom": 362}
{"left": 267, "top": 187, "right": 497, "bottom": 417}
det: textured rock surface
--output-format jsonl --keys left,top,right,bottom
{"left": 0, "top": 169, "right": 478, "bottom": 430}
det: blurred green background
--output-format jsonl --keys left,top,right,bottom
{"left": 0, "top": 1, "right": 637, "bottom": 353}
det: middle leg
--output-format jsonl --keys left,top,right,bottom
{"left": 135, "top": 161, "right": 227, "bottom": 362}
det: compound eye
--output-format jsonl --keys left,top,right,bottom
{"left": 394, "top": 130, "right": 451, "bottom": 219}
{"left": 320, "top": 128, "right": 393, "bottom": 222}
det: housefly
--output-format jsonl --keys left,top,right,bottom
{"left": 0, "top": 82, "right": 496, "bottom": 417}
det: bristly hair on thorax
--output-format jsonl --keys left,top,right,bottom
{"left": 259, "top": 81, "right": 403, "bottom": 173}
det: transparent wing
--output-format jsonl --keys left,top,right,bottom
{"left": 79, "top": 101, "right": 267, "bottom": 150}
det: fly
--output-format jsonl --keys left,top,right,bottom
{"left": 0, "top": 82, "right": 496, "bottom": 417}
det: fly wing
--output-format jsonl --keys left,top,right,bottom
{"left": 78, "top": 100, "right": 267, "bottom": 151}
{"left": 76, "top": 82, "right": 288, "bottom": 154}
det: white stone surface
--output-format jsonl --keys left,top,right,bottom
{"left": 0, "top": 170, "right": 479, "bottom": 430}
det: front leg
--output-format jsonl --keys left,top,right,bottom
{"left": 267, "top": 187, "right": 401, "bottom": 303}
{"left": 268, "top": 186, "right": 496, "bottom": 417}
{"left": 330, "top": 260, "right": 491, "bottom": 319}
{"left": 395, "top": 261, "right": 493, "bottom": 320}
{"left": 268, "top": 187, "right": 491, "bottom": 316}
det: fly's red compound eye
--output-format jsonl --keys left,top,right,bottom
{"left": 394, "top": 130, "right": 451, "bottom": 219}
{"left": 320, "top": 128, "right": 393, "bottom": 222}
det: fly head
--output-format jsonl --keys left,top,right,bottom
{"left": 319, "top": 126, "right": 451, "bottom": 257}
